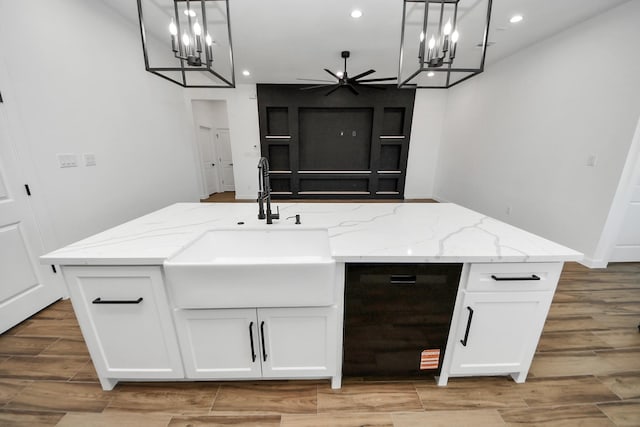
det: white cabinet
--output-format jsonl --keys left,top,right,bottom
{"left": 174, "top": 308, "right": 260, "bottom": 379}
{"left": 63, "top": 266, "right": 184, "bottom": 390}
{"left": 260, "top": 307, "right": 337, "bottom": 378}
{"left": 438, "top": 262, "right": 563, "bottom": 386}
{"left": 448, "top": 291, "right": 553, "bottom": 378}
{"left": 175, "top": 307, "right": 337, "bottom": 381}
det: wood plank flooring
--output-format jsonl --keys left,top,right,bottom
{"left": 1, "top": 262, "right": 639, "bottom": 426}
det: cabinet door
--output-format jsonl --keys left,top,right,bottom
{"left": 63, "top": 267, "right": 184, "bottom": 380}
{"left": 174, "top": 309, "right": 262, "bottom": 379}
{"left": 258, "top": 307, "right": 337, "bottom": 378}
{"left": 449, "top": 291, "right": 553, "bottom": 376}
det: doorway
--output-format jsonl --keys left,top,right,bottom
{"left": 191, "top": 100, "right": 234, "bottom": 198}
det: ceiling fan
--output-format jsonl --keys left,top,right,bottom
{"left": 299, "top": 51, "right": 396, "bottom": 96}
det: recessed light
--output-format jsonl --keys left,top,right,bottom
{"left": 350, "top": 9, "right": 363, "bottom": 19}
{"left": 427, "top": 71, "right": 435, "bottom": 77}
{"left": 510, "top": 14, "right": 523, "bottom": 24}
{"left": 242, "top": 70, "right": 250, "bottom": 76}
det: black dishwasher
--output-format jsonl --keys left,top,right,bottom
{"left": 343, "top": 263, "right": 462, "bottom": 377}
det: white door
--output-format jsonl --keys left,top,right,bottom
{"left": 197, "top": 125, "right": 220, "bottom": 196}
{"left": 610, "top": 170, "right": 640, "bottom": 261}
{"left": 259, "top": 307, "right": 337, "bottom": 379}
{"left": 215, "top": 129, "right": 235, "bottom": 191}
{"left": 0, "top": 109, "right": 62, "bottom": 333}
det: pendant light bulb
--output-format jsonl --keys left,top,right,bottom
{"left": 428, "top": 36, "right": 436, "bottom": 50}
{"left": 193, "top": 21, "right": 202, "bottom": 36}
{"left": 420, "top": 31, "right": 424, "bottom": 42}
{"left": 451, "top": 30, "right": 459, "bottom": 43}
{"left": 169, "top": 19, "right": 177, "bottom": 36}
{"left": 205, "top": 33, "right": 213, "bottom": 46}
{"left": 443, "top": 20, "right": 452, "bottom": 36}
{"left": 182, "top": 32, "right": 190, "bottom": 46}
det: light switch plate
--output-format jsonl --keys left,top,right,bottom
{"left": 57, "top": 153, "right": 78, "bottom": 168}
{"left": 84, "top": 153, "right": 96, "bottom": 167}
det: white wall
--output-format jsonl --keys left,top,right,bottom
{"left": 433, "top": 1, "right": 640, "bottom": 264}
{"left": 404, "top": 90, "right": 448, "bottom": 199}
{"left": 0, "top": 0, "right": 201, "bottom": 249}
{"left": 185, "top": 85, "right": 262, "bottom": 200}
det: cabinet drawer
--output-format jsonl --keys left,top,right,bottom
{"left": 465, "top": 262, "right": 562, "bottom": 292}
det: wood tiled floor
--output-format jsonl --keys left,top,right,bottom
{"left": 1, "top": 262, "right": 639, "bottom": 426}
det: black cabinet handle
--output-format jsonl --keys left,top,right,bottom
{"left": 248, "top": 321, "right": 257, "bottom": 363}
{"left": 460, "top": 306, "right": 474, "bottom": 347}
{"left": 260, "top": 321, "right": 267, "bottom": 362}
{"left": 390, "top": 274, "right": 417, "bottom": 285}
{"left": 491, "top": 274, "right": 540, "bottom": 281}
{"left": 92, "top": 297, "right": 143, "bottom": 304}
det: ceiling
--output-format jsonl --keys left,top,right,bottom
{"left": 109, "top": 0, "right": 629, "bottom": 85}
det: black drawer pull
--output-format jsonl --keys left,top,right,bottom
{"left": 92, "top": 297, "right": 143, "bottom": 304}
{"left": 260, "top": 321, "right": 268, "bottom": 362}
{"left": 248, "top": 321, "right": 257, "bottom": 363}
{"left": 491, "top": 274, "right": 540, "bottom": 281}
{"left": 460, "top": 306, "right": 474, "bottom": 347}
{"left": 390, "top": 274, "right": 417, "bottom": 284}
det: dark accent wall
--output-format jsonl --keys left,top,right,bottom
{"left": 257, "top": 84, "right": 416, "bottom": 199}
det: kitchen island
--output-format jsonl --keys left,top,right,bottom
{"left": 41, "top": 202, "right": 582, "bottom": 391}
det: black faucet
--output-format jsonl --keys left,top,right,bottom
{"left": 257, "top": 157, "right": 279, "bottom": 224}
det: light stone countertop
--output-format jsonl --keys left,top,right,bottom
{"left": 40, "top": 202, "right": 583, "bottom": 265}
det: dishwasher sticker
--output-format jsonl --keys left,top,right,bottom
{"left": 420, "top": 349, "right": 440, "bottom": 370}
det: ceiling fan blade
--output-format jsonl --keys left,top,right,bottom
{"left": 357, "top": 84, "right": 386, "bottom": 90}
{"left": 296, "top": 78, "right": 337, "bottom": 83}
{"left": 348, "top": 69, "right": 375, "bottom": 81}
{"left": 300, "top": 84, "right": 334, "bottom": 90}
{"left": 324, "top": 85, "right": 342, "bottom": 96}
{"left": 324, "top": 69, "right": 341, "bottom": 80}
{"left": 356, "top": 77, "right": 397, "bottom": 83}
{"left": 346, "top": 84, "right": 359, "bottom": 95}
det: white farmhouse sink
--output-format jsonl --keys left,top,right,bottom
{"left": 164, "top": 228, "right": 336, "bottom": 308}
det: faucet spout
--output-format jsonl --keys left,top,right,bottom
{"left": 257, "top": 157, "right": 279, "bottom": 224}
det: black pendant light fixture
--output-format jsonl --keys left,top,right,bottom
{"left": 136, "top": 0, "right": 235, "bottom": 88}
{"left": 398, "top": 0, "right": 493, "bottom": 89}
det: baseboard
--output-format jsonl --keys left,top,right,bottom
{"left": 578, "top": 257, "right": 608, "bottom": 269}
{"left": 403, "top": 193, "right": 433, "bottom": 200}
{"left": 235, "top": 193, "right": 255, "bottom": 201}
{"left": 431, "top": 195, "right": 449, "bottom": 203}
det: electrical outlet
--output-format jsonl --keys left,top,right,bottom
{"left": 84, "top": 153, "right": 96, "bottom": 167}
{"left": 57, "top": 153, "right": 78, "bottom": 168}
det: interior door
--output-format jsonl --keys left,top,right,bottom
{"left": 610, "top": 168, "right": 640, "bottom": 261}
{"left": 197, "top": 125, "right": 220, "bottom": 195}
{"left": 215, "top": 129, "right": 235, "bottom": 191}
{"left": 0, "top": 109, "right": 62, "bottom": 333}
